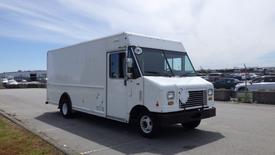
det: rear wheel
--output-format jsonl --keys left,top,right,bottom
{"left": 181, "top": 120, "right": 201, "bottom": 129}
{"left": 138, "top": 112, "right": 159, "bottom": 138}
{"left": 60, "top": 97, "right": 72, "bottom": 118}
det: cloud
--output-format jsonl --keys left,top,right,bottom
{"left": 0, "top": 0, "right": 102, "bottom": 43}
{"left": 0, "top": 0, "right": 275, "bottom": 68}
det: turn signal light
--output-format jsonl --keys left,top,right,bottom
{"left": 168, "top": 101, "right": 174, "bottom": 106}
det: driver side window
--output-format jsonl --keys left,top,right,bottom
{"left": 109, "top": 52, "right": 125, "bottom": 79}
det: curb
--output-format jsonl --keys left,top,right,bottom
{"left": 0, "top": 110, "right": 79, "bottom": 155}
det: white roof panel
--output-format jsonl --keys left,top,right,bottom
{"left": 125, "top": 32, "right": 185, "bottom": 52}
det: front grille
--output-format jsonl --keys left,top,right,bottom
{"left": 180, "top": 90, "right": 207, "bottom": 108}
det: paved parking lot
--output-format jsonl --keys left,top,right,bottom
{"left": 0, "top": 89, "right": 275, "bottom": 155}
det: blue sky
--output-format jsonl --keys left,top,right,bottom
{"left": 0, "top": 0, "right": 275, "bottom": 72}
{"left": 0, "top": 36, "right": 61, "bottom": 72}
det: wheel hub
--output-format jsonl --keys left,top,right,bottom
{"left": 62, "top": 103, "right": 68, "bottom": 115}
{"left": 140, "top": 115, "right": 153, "bottom": 134}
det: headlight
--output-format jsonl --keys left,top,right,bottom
{"left": 208, "top": 89, "right": 214, "bottom": 96}
{"left": 167, "top": 91, "right": 175, "bottom": 100}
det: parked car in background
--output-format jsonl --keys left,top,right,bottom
{"left": 1, "top": 78, "right": 8, "bottom": 84}
{"left": 214, "top": 78, "right": 241, "bottom": 89}
{"left": 207, "top": 73, "right": 223, "bottom": 82}
{"left": 246, "top": 73, "right": 258, "bottom": 80}
{"left": 227, "top": 73, "right": 244, "bottom": 81}
{"left": 7, "top": 79, "right": 18, "bottom": 85}
{"left": 235, "top": 76, "right": 275, "bottom": 92}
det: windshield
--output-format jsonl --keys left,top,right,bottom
{"left": 130, "top": 47, "right": 196, "bottom": 77}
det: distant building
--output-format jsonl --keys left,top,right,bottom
{"left": 0, "top": 70, "right": 47, "bottom": 82}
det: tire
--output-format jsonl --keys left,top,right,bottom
{"left": 181, "top": 120, "right": 201, "bottom": 129}
{"left": 138, "top": 112, "right": 159, "bottom": 138}
{"left": 60, "top": 98, "right": 72, "bottom": 118}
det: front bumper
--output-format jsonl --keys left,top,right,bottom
{"left": 153, "top": 107, "right": 216, "bottom": 125}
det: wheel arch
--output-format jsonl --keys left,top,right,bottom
{"left": 129, "top": 105, "right": 149, "bottom": 124}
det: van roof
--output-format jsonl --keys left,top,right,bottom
{"left": 49, "top": 32, "right": 185, "bottom": 52}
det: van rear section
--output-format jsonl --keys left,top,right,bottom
{"left": 46, "top": 32, "right": 216, "bottom": 137}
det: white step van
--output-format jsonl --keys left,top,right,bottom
{"left": 46, "top": 32, "right": 216, "bottom": 137}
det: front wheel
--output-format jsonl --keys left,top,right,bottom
{"left": 181, "top": 120, "right": 201, "bottom": 129}
{"left": 138, "top": 112, "right": 159, "bottom": 138}
{"left": 60, "top": 99, "right": 72, "bottom": 118}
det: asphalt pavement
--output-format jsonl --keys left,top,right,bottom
{"left": 0, "top": 89, "right": 275, "bottom": 155}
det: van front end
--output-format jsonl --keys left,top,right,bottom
{"left": 126, "top": 45, "right": 216, "bottom": 137}
{"left": 143, "top": 76, "right": 216, "bottom": 125}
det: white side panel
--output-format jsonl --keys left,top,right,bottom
{"left": 143, "top": 78, "right": 164, "bottom": 113}
{"left": 127, "top": 77, "right": 144, "bottom": 118}
{"left": 47, "top": 34, "right": 128, "bottom": 117}
{"left": 47, "top": 84, "right": 105, "bottom": 114}
{"left": 47, "top": 40, "right": 106, "bottom": 86}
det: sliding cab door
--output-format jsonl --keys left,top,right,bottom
{"left": 106, "top": 51, "right": 128, "bottom": 121}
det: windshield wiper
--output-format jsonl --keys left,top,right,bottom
{"left": 162, "top": 72, "right": 173, "bottom": 77}
{"left": 145, "top": 71, "right": 161, "bottom": 75}
{"left": 145, "top": 71, "right": 172, "bottom": 77}
{"left": 180, "top": 72, "right": 197, "bottom": 77}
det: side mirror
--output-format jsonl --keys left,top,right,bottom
{"left": 126, "top": 58, "right": 133, "bottom": 68}
{"left": 126, "top": 58, "right": 133, "bottom": 79}
{"left": 127, "top": 73, "right": 133, "bottom": 79}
